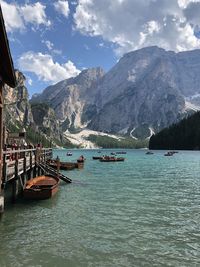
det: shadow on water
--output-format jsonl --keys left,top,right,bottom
{"left": 3, "top": 178, "right": 89, "bottom": 214}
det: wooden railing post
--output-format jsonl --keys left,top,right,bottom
{"left": 33, "top": 149, "right": 37, "bottom": 177}
{"left": 0, "top": 81, "right": 4, "bottom": 214}
{"left": 22, "top": 155, "right": 26, "bottom": 188}
{"left": 12, "top": 158, "right": 19, "bottom": 202}
{"left": 28, "top": 150, "right": 32, "bottom": 179}
{"left": 2, "top": 153, "right": 7, "bottom": 186}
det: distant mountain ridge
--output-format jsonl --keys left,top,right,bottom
{"left": 31, "top": 46, "right": 200, "bottom": 139}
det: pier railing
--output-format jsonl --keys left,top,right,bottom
{"left": 2, "top": 148, "right": 53, "bottom": 185}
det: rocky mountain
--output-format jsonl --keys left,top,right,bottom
{"left": 31, "top": 67, "right": 105, "bottom": 131}
{"left": 4, "top": 70, "right": 33, "bottom": 130}
{"left": 4, "top": 70, "right": 63, "bottom": 146}
{"left": 31, "top": 46, "right": 200, "bottom": 139}
{"left": 88, "top": 46, "right": 200, "bottom": 137}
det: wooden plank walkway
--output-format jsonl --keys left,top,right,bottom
{"left": 2, "top": 148, "right": 53, "bottom": 183}
{"left": 0, "top": 147, "right": 72, "bottom": 213}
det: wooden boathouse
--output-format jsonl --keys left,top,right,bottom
{"left": 0, "top": 4, "right": 17, "bottom": 213}
{"left": 0, "top": 5, "right": 72, "bottom": 214}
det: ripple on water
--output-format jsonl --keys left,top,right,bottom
{"left": 1, "top": 150, "right": 200, "bottom": 266}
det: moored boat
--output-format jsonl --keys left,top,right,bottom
{"left": 146, "top": 151, "right": 154, "bottom": 155}
{"left": 48, "top": 159, "right": 79, "bottom": 170}
{"left": 67, "top": 152, "right": 72, "bottom": 156}
{"left": 77, "top": 155, "right": 85, "bottom": 163}
{"left": 100, "top": 156, "right": 125, "bottom": 162}
{"left": 24, "top": 175, "right": 60, "bottom": 200}
{"left": 93, "top": 156, "right": 103, "bottom": 160}
{"left": 164, "top": 151, "right": 174, "bottom": 156}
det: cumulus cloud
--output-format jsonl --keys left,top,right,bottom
{"left": 18, "top": 52, "right": 80, "bottom": 83}
{"left": 54, "top": 0, "right": 70, "bottom": 17}
{"left": 178, "top": 0, "right": 200, "bottom": 8}
{"left": 0, "top": 0, "right": 51, "bottom": 32}
{"left": 74, "top": 0, "right": 200, "bottom": 54}
{"left": 0, "top": 0, "right": 25, "bottom": 32}
{"left": 21, "top": 2, "right": 51, "bottom": 27}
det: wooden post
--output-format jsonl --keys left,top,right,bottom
{"left": 28, "top": 150, "right": 32, "bottom": 180}
{"left": 12, "top": 158, "right": 19, "bottom": 202}
{"left": 22, "top": 155, "right": 26, "bottom": 188}
{"left": 2, "top": 153, "right": 7, "bottom": 186}
{"left": 0, "top": 80, "right": 4, "bottom": 213}
{"left": 33, "top": 149, "right": 37, "bottom": 178}
{"left": 12, "top": 179, "right": 19, "bottom": 203}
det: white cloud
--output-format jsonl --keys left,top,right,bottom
{"left": 27, "top": 77, "right": 33, "bottom": 86}
{"left": 0, "top": 0, "right": 25, "bottom": 32}
{"left": 54, "top": 0, "right": 70, "bottom": 18}
{"left": 18, "top": 51, "right": 80, "bottom": 83}
{"left": 21, "top": 2, "right": 51, "bottom": 27}
{"left": 0, "top": 0, "right": 51, "bottom": 32}
{"left": 74, "top": 0, "right": 200, "bottom": 55}
{"left": 42, "top": 40, "right": 62, "bottom": 55}
{"left": 42, "top": 40, "right": 54, "bottom": 51}
{"left": 178, "top": 0, "right": 200, "bottom": 8}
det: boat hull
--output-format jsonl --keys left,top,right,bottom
{"left": 24, "top": 175, "right": 59, "bottom": 200}
{"left": 93, "top": 156, "right": 103, "bottom": 160}
{"left": 48, "top": 160, "right": 79, "bottom": 170}
{"left": 100, "top": 157, "right": 125, "bottom": 162}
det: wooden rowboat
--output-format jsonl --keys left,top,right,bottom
{"left": 24, "top": 175, "right": 60, "bottom": 200}
{"left": 92, "top": 156, "right": 102, "bottom": 159}
{"left": 100, "top": 157, "right": 125, "bottom": 162}
{"left": 48, "top": 160, "right": 80, "bottom": 170}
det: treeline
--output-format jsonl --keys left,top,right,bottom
{"left": 149, "top": 111, "right": 200, "bottom": 150}
{"left": 87, "top": 134, "right": 148, "bottom": 149}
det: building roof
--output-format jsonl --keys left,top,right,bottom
{"left": 0, "top": 5, "right": 16, "bottom": 88}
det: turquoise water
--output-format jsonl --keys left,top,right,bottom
{"left": 1, "top": 149, "right": 200, "bottom": 267}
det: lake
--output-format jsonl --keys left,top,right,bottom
{"left": 1, "top": 149, "right": 200, "bottom": 267}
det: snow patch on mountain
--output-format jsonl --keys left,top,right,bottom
{"left": 64, "top": 129, "right": 124, "bottom": 148}
{"left": 185, "top": 101, "right": 200, "bottom": 112}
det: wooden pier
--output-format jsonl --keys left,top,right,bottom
{"left": 0, "top": 147, "right": 72, "bottom": 213}
{"left": 0, "top": 6, "right": 72, "bottom": 214}
{"left": 2, "top": 148, "right": 52, "bottom": 183}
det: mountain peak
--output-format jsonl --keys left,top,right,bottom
{"left": 75, "top": 67, "right": 105, "bottom": 83}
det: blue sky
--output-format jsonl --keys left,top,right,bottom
{"left": 1, "top": 0, "right": 200, "bottom": 96}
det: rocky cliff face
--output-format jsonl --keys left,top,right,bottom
{"left": 4, "top": 70, "right": 63, "bottom": 145}
{"left": 4, "top": 70, "right": 33, "bottom": 130}
{"left": 31, "top": 103, "right": 62, "bottom": 141}
{"left": 32, "top": 46, "right": 200, "bottom": 139}
{"left": 89, "top": 47, "right": 188, "bottom": 136}
{"left": 31, "top": 67, "right": 105, "bottom": 131}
